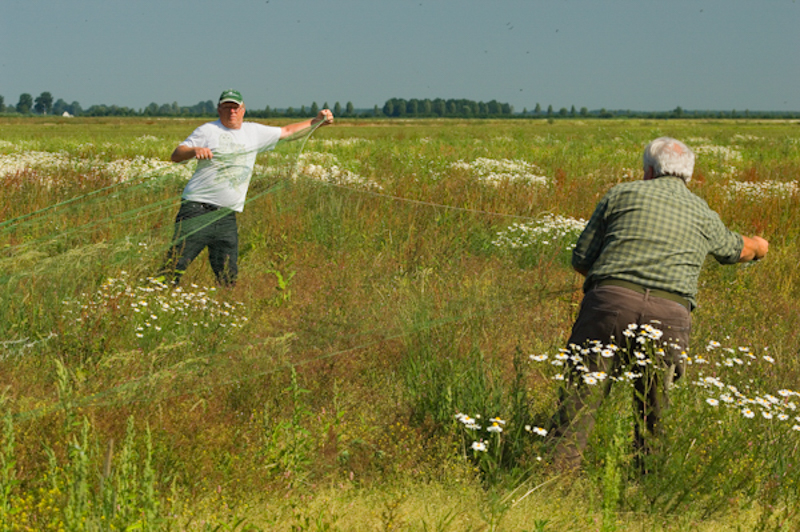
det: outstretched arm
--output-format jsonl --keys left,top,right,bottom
{"left": 280, "top": 109, "right": 334, "bottom": 140}
{"left": 739, "top": 235, "right": 769, "bottom": 262}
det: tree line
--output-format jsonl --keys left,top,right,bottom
{"left": 1, "top": 91, "right": 798, "bottom": 120}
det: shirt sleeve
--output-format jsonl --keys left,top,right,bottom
{"left": 180, "top": 124, "right": 209, "bottom": 148}
{"left": 705, "top": 211, "right": 744, "bottom": 264}
{"left": 252, "top": 124, "right": 282, "bottom": 152}
{"left": 572, "top": 195, "right": 609, "bottom": 272}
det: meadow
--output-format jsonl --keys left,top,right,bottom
{"left": 1, "top": 115, "right": 799, "bottom": 531}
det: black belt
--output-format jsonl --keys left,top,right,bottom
{"left": 185, "top": 200, "right": 220, "bottom": 211}
{"left": 595, "top": 279, "right": 691, "bottom": 311}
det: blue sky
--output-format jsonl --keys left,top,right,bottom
{"left": 2, "top": 0, "right": 798, "bottom": 113}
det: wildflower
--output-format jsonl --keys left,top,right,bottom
{"left": 765, "top": 394, "right": 780, "bottom": 405}
{"left": 793, "top": 425, "right": 800, "bottom": 432}
{"left": 583, "top": 375, "right": 598, "bottom": 386}
{"left": 763, "top": 355, "right": 775, "bottom": 364}
{"left": 471, "top": 441, "right": 488, "bottom": 452}
{"left": 530, "top": 354, "right": 548, "bottom": 362}
{"left": 762, "top": 411, "right": 773, "bottom": 420}
{"left": 707, "top": 340, "right": 721, "bottom": 350}
{"left": 742, "top": 408, "right": 755, "bottom": 419}
{"left": 720, "top": 394, "right": 735, "bottom": 404}
{"left": 600, "top": 348, "right": 615, "bottom": 358}
{"left": 487, "top": 422, "right": 503, "bottom": 433}
{"left": 706, "top": 398, "right": 720, "bottom": 407}
{"left": 525, "top": 425, "right": 548, "bottom": 436}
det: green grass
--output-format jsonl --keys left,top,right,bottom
{"left": 1, "top": 116, "right": 800, "bottom": 530}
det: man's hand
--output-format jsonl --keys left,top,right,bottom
{"left": 740, "top": 235, "right": 769, "bottom": 262}
{"left": 171, "top": 145, "right": 212, "bottom": 163}
{"left": 280, "top": 109, "right": 334, "bottom": 140}
{"left": 312, "top": 109, "right": 334, "bottom": 127}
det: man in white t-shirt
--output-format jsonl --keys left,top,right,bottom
{"left": 160, "top": 89, "right": 333, "bottom": 286}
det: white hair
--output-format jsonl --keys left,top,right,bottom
{"left": 643, "top": 137, "right": 695, "bottom": 182}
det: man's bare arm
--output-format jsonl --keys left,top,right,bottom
{"left": 171, "top": 145, "right": 213, "bottom": 163}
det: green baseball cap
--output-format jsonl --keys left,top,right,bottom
{"left": 219, "top": 89, "right": 244, "bottom": 105}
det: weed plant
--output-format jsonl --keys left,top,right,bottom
{"left": 1, "top": 116, "right": 799, "bottom": 530}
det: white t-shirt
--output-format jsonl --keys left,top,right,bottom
{"left": 180, "top": 120, "right": 281, "bottom": 212}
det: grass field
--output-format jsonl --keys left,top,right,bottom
{"left": 1, "top": 116, "right": 800, "bottom": 531}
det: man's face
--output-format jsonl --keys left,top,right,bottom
{"left": 218, "top": 102, "right": 245, "bottom": 129}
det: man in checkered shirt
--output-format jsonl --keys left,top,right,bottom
{"left": 550, "top": 137, "right": 769, "bottom": 472}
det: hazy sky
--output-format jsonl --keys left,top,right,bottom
{"left": 2, "top": 0, "right": 798, "bottom": 113}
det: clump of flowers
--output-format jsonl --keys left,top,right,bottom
{"left": 692, "top": 144, "right": 743, "bottom": 163}
{"left": 692, "top": 340, "right": 798, "bottom": 429}
{"left": 455, "top": 411, "right": 547, "bottom": 483}
{"left": 529, "top": 323, "right": 680, "bottom": 386}
{"left": 60, "top": 271, "right": 248, "bottom": 347}
{"left": 492, "top": 214, "right": 587, "bottom": 251}
{"left": 451, "top": 157, "right": 549, "bottom": 186}
{"left": 724, "top": 180, "right": 799, "bottom": 200}
{"left": 315, "top": 138, "right": 372, "bottom": 148}
{"left": 0, "top": 151, "right": 193, "bottom": 186}
{"left": 279, "top": 152, "right": 384, "bottom": 190}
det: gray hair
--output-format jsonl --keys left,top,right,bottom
{"left": 643, "top": 137, "right": 695, "bottom": 182}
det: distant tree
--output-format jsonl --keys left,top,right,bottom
{"left": 16, "top": 93, "right": 33, "bottom": 114}
{"left": 333, "top": 102, "right": 342, "bottom": 116}
{"left": 421, "top": 99, "right": 432, "bottom": 116}
{"left": 345, "top": 101, "right": 354, "bottom": 116}
{"left": 34, "top": 91, "right": 53, "bottom": 114}
{"left": 383, "top": 100, "right": 394, "bottom": 117}
{"left": 534, "top": 103, "right": 541, "bottom": 115}
{"left": 433, "top": 99, "right": 446, "bottom": 117}
{"left": 407, "top": 99, "right": 419, "bottom": 116}
{"left": 580, "top": 107, "right": 588, "bottom": 117}
{"left": 70, "top": 101, "right": 83, "bottom": 116}
{"left": 673, "top": 106, "right": 684, "bottom": 118}
{"left": 559, "top": 107, "right": 568, "bottom": 117}
{"left": 546, "top": 104, "right": 553, "bottom": 117}
{"left": 395, "top": 99, "right": 407, "bottom": 117}
{"left": 373, "top": 104, "right": 380, "bottom": 116}
{"left": 322, "top": 102, "right": 329, "bottom": 111}
{"left": 52, "top": 98, "right": 68, "bottom": 115}
{"left": 310, "top": 102, "right": 319, "bottom": 116}
{"left": 570, "top": 105, "right": 577, "bottom": 117}
{"left": 0, "top": 95, "right": 4, "bottom": 112}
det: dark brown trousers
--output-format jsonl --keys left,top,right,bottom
{"left": 550, "top": 284, "right": 691, "bottom": 470}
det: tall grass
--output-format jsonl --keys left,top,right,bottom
{"left": 1, "top": 116, "right": 799, "bottom": 529}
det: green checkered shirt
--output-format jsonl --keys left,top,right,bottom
{"left": 572, "top": 176, "right": 743, "bottom": 308}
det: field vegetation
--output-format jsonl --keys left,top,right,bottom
{"left": 1, "top": 116, "right": 800, "bottom": 530}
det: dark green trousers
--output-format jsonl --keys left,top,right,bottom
{"left": 161, "top": 200, "right": 238, "bottom": 286}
